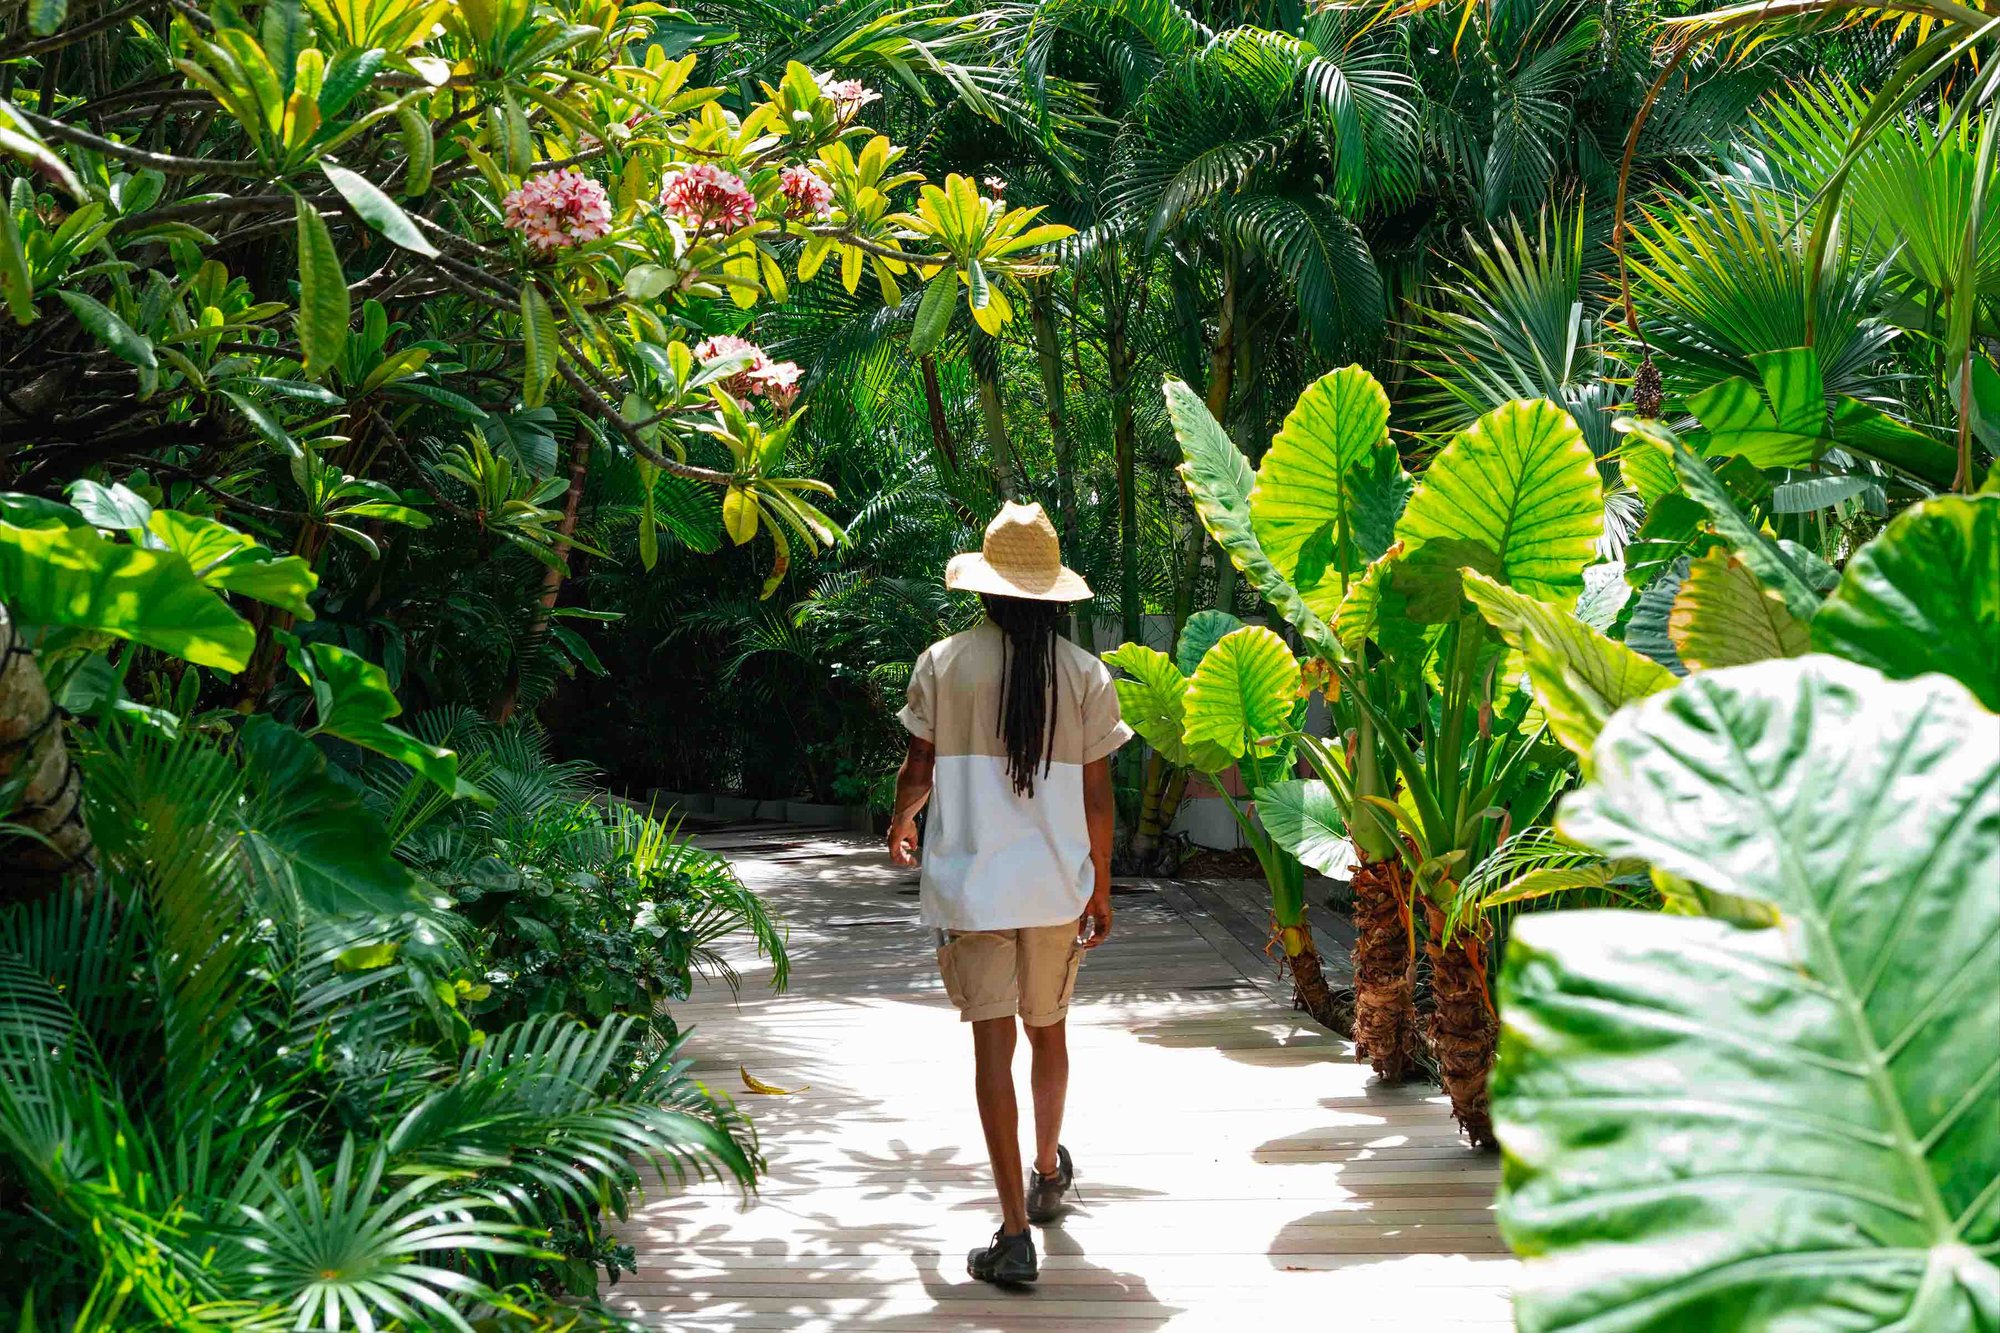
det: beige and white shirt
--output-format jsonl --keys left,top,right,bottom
{"left": 898, "top": 620, "right": 1134, "bottom": 931}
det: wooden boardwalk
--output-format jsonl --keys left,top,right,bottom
{"left": 607, "top": 825, "right": 1515, "bottom": 1331}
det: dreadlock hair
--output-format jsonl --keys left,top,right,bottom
{"left": 981, "top": 593, "right": 1068, "bottom": 798}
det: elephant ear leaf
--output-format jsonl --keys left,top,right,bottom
{"left": 1667, "top": 548, "right": 1811, "bottom": 671}
{"left": 1102, "top": 642, "right": 1196, "bottom": 767}
{"left": 1394, "top": 399, "right": 1602, "bottom": 607}
{"left": 1183, "top": 626, "right": 1300, "bottom": 761}
{"left": 1811, "top": 494, "right": 2000, "bottom": 710}
{"left": 1166, "top": 377, "right": 1339, "bottom": 660}
{"left": 1498, "top": 658, "right": 2000, "bottom": 1333}
{"left": 1462, "top": 570, "right": 1675, "bottom": 761}
{"left": 1254, "top": 778, "right": 1352, "bottom": 877}
{"left": 1249, "top": 364, "right": 1395, "bottom": 616}
{"left": 1176, "top": 609, "right": 1244, "bottom": 677}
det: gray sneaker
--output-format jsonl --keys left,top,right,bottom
{"left": 967, "top": 1227, "right": 1038, "bottom": 1285}
{"left": 1025, "top": 1144, "right": 1075, "bottom": 1225}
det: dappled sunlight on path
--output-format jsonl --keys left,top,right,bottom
{"left": 606, "top": 825, "right": 1514, "bottom": 1331}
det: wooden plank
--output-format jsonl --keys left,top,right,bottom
{"left": 607, "top": 822, "right": 1514, "bottom": 1328}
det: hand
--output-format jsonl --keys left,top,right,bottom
{"left": 1078, "top": 890, "right": 1112, "bottom": 949}
{"left": 887, "top": 818, "right": 920, "bottom": 868}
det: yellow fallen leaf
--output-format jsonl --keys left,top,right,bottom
{"left": 741, "top": 1066, "right": 808, "bottom": 1096}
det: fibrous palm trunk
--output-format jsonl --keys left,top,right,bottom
{"left": 1424, "top": 900, "right": 1496, "bottom": 1148}
{"left": 1350, "top": 854, "right": 1421, "bottom": 1081}
{"left": 1282, "top": 919, "right": 1353, "bottom": 1035}
{"left": 0, "top": 603, "right": 94, "bottom": 893}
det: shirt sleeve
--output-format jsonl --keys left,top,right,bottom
{"left": 897, "top": 650, "right": 936, "bottom": 742}
{"left": 1080, "top": 657, "right": 1135, "bottom": 763}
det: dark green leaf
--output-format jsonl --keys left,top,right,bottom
{"left": 521, "top": 284, "right": 557, "bottom": 409}
{"left": 320, "top": 162, "right": 439, "bottom": 257}
{"left": 293, "top": 195, "right": 349, "bottom": 378}
{"left": 293, "top": 640, "right": 481, "bottom": 800}
{"left": 1812, "top": 494, "right": 2000, "bottom": 709}
{"left": 57, "top": 290, "right": 155, "bottom": 372}
{"left": 238, "top": 715, "right": 424, "bottom": 915}
{"left": 909, "top": 268, "right": 957, "bottom": 357}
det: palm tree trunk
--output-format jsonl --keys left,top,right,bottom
{"left": 1028, "top": 280, "right": 1076, "bottom": 549}
{"left": 1350, "top": 853, "right": 1420, "bottom": 1081}
{"left": 493, "top": 431, "right": 591, "bottom": 724}
{"left": 1283, "top": 919, "right": 1352, "bottom": 1035}
{"left": 0, "top": 603, "right": 94, "bottom": 893}
{"left": 1424, "top": 899, "right": 1497, "bottom": 1148}
{"left": 1104, "top": 250, "right": 1142, "bottom": 647}
{"left": 920, "top": 354, "right": 957, "bottom": 469}
{"left": 969, "top": 327, "right": 1017, "bottom": 499}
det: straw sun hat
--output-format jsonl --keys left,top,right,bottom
{"left": 945, "top": 501, "right": 1093, "bottom": 602}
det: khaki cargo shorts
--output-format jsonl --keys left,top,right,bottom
{"left": 936, "top": 924, "right": 1083, "bottom": 1026}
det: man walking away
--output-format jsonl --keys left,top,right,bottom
{"left": 887, "top": 501, "right": 1132, "bottom": 1287}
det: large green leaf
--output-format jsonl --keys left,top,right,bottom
{"left": 1686, "top": 346, "right": 1827, "bottom": 468}
{"left": 1175, "top": 609, "right": 1243, "bottom": 678}
{"left": 1102, "top": 642, "right": 1194, "bottom": 765}
{"left": 1101, "top": 642, "right": 1229, "bottom": 772}
{"left": 291, "top": 640, "right": 479, "bottom": 799}
{"left": 238, "top": 716, "right": 424, "bottom": 916}
{"left": 1501, "top": 658, "right": 1999, "bottom": 1332}
{"left": 1668, "top": 548, "right": 1811, "bottom": 671}
{"left": 148, "top": 509, "right": 318, "bottom": 619}
{"left": 1249, "top": 364, "right": 1392, "bottom": 613}
{"left": 294, "top": 194, "right": 350, "bottom": 378}
{"left": 1462, "top": 570, "right": 1675, "bottom": 760}
{"left": 1254, "top": 778, "right": 1352, "bottom": 876}
{"left": 1166, "top": 377, "right": 1339, "bottom": 660}
{"left": 1395, "top": 399, "right": 1602, "bottom": 606}
{"left": 0, "top": 520, "right": 253, "bottom": 670}
{"left": 1684, "top": 346, "right": 1958, "bottom": 485}
{"left": 1183, "top": 625, "right": 1300, "bottom": 761}
{"left": 1812, "top": 494, "right": 2000, "bottom": 710}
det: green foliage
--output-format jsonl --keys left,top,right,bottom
{"left": 1498, "top": 656, "right": 1999, "bottom": 1332}
{"left": 390, "top": 719, "right": 789, "bottom": 1028}
{"left": 1181, "top": 624, "right": 1299, "bottom": 762}
{"left": 1812, "top": 495, "right": 2000, "bottom": 709}
{"left": 1395, "top": 399, "right": 1603, "bottom": 609}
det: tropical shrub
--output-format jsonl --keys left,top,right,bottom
{"left": 0, "top": 497, "right": 762, "bottom": 1326}
{"left": 386, "top": 715, "right": 787, "bottom": 1030}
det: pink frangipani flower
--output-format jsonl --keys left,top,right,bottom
{"left": 816, "top": 75, "right": 881, "bottom": 119}
{"left": 779, "top": 165, "right": 834, "bottom": 220}
{"left": 502, "top": 169, "right": 613, "bottom": 255}
{"left": 694, "top": 335, "right": 803, "bottom": 408}
{"left": 659, "top": 163, "right": 757, "bottom": 232}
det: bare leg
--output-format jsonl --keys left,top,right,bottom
{"left": 970, "top": 1016, "right": 1027, "bottom": 1233}
{"left": 1023, "top": 1018, "right": 1068, "bottom": 1176}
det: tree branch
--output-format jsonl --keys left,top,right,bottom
{"left": 16, "top": 107, "right": 271, "bottom": 178}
